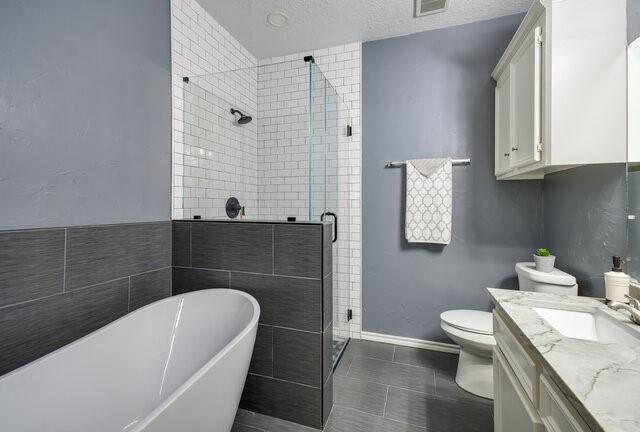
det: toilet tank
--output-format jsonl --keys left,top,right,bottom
{"left": 515, "top": 262, "right": 578, "bottom": 295}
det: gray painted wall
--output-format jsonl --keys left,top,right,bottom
{"left": 0, "top": 0, "right": 172, "bottom": 230}
{"left": 630, "top": 0, "right": 640, "bottom": 43}
{"left": 362, "top": 14, "right": 543, "bottom": 342}
{"left": 543, "top": 165, "right": 627, "bottom": 298}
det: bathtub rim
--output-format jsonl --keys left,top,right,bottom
{"left": 0, "top": 288, "right": 260, "bottom": 431}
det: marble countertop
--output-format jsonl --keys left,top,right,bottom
{"left": 488, "top": 288, "right": 640, "bottom": 432}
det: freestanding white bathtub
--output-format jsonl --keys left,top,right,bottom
{"left": 0, "top": 289, "right": 259, "bottom": 432}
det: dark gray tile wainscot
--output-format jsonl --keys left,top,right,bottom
{"left": 173, "top": 220, "right": 333, "bottom": 429}
{"left": 0, "top": 222, "right": 172, "bottom": 375}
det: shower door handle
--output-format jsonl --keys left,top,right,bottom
{"left": 321, "top": 212, "right": 337, "bottom": 243}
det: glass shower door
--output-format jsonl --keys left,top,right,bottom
{"left": 311, "top": 64, "right": 354, "bottom": 366}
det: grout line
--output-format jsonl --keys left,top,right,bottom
{"left": 345, "top": 357, "right": 353, "bottom": 377}
{"left": 247, "top": 372, "right": 321, "bottom": 390}
{"left": 173, "top": 265, "right": 322, "bottom": 281}
{"left": 62, "top": 228, "right": 68, "bottom": 293}
{"left": 334, "top": 406, "right": 427, "bottom": 430}
{"left": 382, "top": 386, "right": 389, "bottom": 417}
{"left": 128, "top": 266, "right": 172, "bottom": 279}
{"left": 271, "top": 224, "right": 274, "bottom": 275}
{"left": 392, "top": 345, "right": 396, "bottom": 362}
{"left": 188, "top": 222, "right": 192, "bottom": 266}
{"left": 127, "top": 277, "right": 131, "bottom": 312}
{"left": 265, "top": 324, "right": 322, "bottom": 335}
{"left": 0, "top": 292, "right": 63, "bottom": 310}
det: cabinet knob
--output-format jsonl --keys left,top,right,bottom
{"left": 504, "top": 153, "right": 510, "bottom": 157}
{"left": 511, "top": 147, "right": 519, "bottom": 151}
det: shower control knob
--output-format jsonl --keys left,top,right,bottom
{"left": 511, "top": 147, "right": 519, "bottom": 151}
{"left": 504, "top": 153, "right": 510, "bottom": 157}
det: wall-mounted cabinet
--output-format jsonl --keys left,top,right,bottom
{"left": 492, "top": 0, "right": 627, "bottom": 180}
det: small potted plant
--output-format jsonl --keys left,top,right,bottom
{"left": 533, "top": 248, "right": 556, "bottom": 273}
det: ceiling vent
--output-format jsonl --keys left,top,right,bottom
{"left": 414, "top": 0, "right": 450, "bottom": 17}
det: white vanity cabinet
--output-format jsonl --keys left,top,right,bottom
{"left": 492, "top": 0, "right": 627, "bottom": 180}
{"left": 493, "top": 308, "right": 593, "bottom": 432}
{"left": 494, "top": 348, "right": 544, "bottom": 432}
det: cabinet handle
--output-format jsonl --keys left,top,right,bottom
{"left": 534, "top": 26, "right": 543, "bottom": 162}
{"left": 511, "top": 147, "right": 518, "bottom": 151}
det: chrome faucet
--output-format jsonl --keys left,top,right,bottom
{"left": 609, "top": 295, "right": 640, "bottom": 325}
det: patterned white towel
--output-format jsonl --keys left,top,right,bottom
{"left": 405, "top": 158, "right": 452, "bottom": 244}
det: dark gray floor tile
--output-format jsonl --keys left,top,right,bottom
{"left": 0, "top": 278, "right": 128, "bottom": 375}
{"left": 393, "top": 347, "right": 458, "bottom": 375}
{"left": 273, "top": 224, "right": 321, "bottom": 278}
{"left": 322, "top": 222, "right": 332, "bottom": 278}
{"left": 323, "top": 275, "right": 332, "bottom": 331}
{"left": 172, "top": 221, "right": 191, "bottom": 266}
{"left": 384, "top": 387, "right": 428, "bottom": 428}
{"left": 334, "top": 354, "right": 353, "bottom": 377}
{"left": 425, "top": 395, "right": 493, "bottom": 432}
{"left": 347, "top": 356, "right": 436, "bottom": 394}
{"left": 172, "top": 267, "right": 230, "bottom": 295}
{"left": 192, "top": 222, "right": 272, "bottom": 273}
{"left": 250, "top": 325, "right": 273, "bottom": 376}
{"left": 65, "top": 222, "right": 170, "bottom": 290}
{"left": 230, "top": 273, "right": 322, "bottom": 332}
{"left": 333, "top": 375, "right": 388, "bottom": 416}
{"left": 433, "top": 370, "right": 492, "bottom": 405}
{"left": 273, "top": 327, "right": 321, "bottom": 387}
{"left": 0, "top": 229, "right": 65, "bottom": 307}
{"left": 325, "top": 405, "right": 427, "bottom": 432}
{"left": 129, "top": 268, "right": 171, "bottom": 311}
{"left": 345, "top": 340, "right": 395, "bottom": 361}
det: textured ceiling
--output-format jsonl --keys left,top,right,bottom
{"left": 197, "top": 0, "right": 532, "bottom": 59}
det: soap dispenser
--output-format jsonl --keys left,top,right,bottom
{"left": 605, "top": 256, "right": 631, "bottom": 303}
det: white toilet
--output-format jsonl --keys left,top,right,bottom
{"left": 440, "top": 262, "right": 577, "bottom": 399}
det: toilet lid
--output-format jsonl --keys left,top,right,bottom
{"left": 515, "top": 262, "right": 577, "bottom": 286}
{"left": 440, "top": 310, "right": 493, "bottom": 335}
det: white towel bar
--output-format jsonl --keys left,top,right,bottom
{"left": 384, "top": 158, "right": 471, "bottom": 168}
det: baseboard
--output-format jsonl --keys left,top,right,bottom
{"left": 360, "top": 331, "right": 460, "bottom": 354}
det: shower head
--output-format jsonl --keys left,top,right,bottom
{"left": 230, "top": 108, "right": 252, "bottom": 125}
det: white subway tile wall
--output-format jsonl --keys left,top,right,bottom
{"left": 258, "top": 46, "right": 362, "bottom": 339}
{"left": 171, "top": 0, "right": 258, "bottom": 220}
{"left": 170, "top": 0, "right": 361, "bottom": 338}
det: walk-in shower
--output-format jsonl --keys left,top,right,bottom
{"left": 175, "top": 57, "right": 356, "bottom": 367}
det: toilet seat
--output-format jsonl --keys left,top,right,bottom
{"left": 440, "top": 310, "right": 493, "bottom": 335}
{"left": 440, "top": 309, "right": 496, "bottom": 399}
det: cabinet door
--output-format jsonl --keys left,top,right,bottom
{"left": 495, "top": 71, "right": 512, "bottom": 175}
{"left": 539, "top": 374, "right": 591, "bottom": 432}
{"left": 509, "top": 24, "right": 543, "bottom": 168}
{"left": 494, "top": 348, "right": 544, "bottom": 432}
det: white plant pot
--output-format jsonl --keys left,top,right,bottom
{"left": 534, "top": 255, "right": 556, "bottom": 273}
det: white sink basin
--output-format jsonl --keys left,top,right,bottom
{"left": 532, "top": 306, "right": 640, "bottom": 345}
